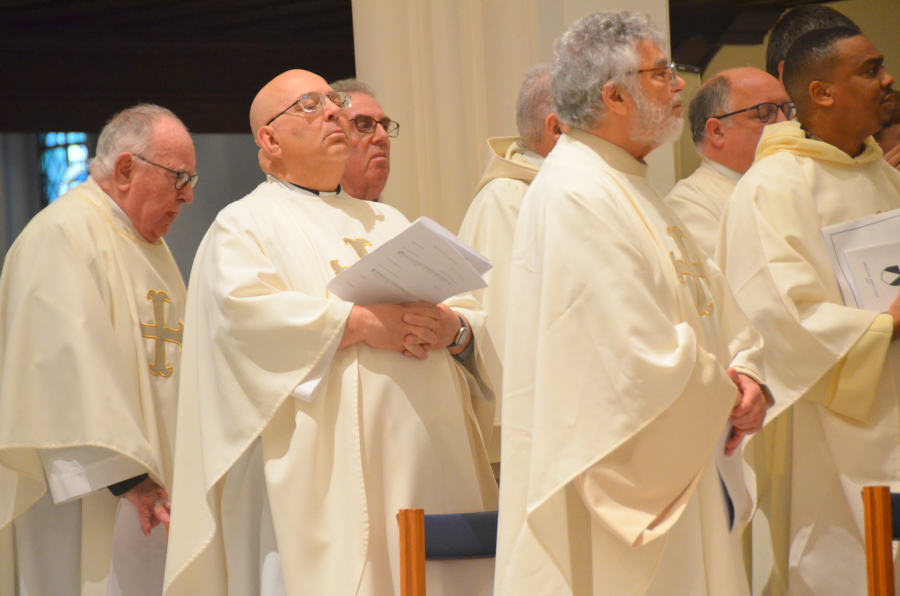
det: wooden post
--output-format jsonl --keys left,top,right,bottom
{"left": 863, "top": 486, "right": 895, "bottom": 596}
{"left": 397, "top": 509, "right": 426, "bottom": 596}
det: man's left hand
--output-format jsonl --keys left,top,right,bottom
{"left": 123, "top": 477, "right": 171, "bottom": 536}
{"left": 724, "top": 369, "right": 767, "bottom": 455}
{"left": 400, "top": 302, "right": 467, "bottom": 353}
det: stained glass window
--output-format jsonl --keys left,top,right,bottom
{"left": 40, "top": 132, "right": 90, "bottom": 204}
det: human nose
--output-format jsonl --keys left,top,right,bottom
{"left": 882, "top": 69, "right": 895, "bottom": 90}
{"left": 179, "top": 185, "right": 194, "bottom": 204}
{"left": 774, "top": 108, "right": 788, "bottom": 123}
{"left": 322, "top": 97, "right": 343, "bottom": 121}
{"left": 672, "top": 74, "right": 686, "bottom": 92}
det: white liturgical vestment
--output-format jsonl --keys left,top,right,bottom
{"left": 0, "top": 177, "right": 185, "bottom": 595}
{"left": 717, "top": 120, "right": 900, "bottom": 596}
{"left": 163, "top": 177, "right": 498, "bottom": 596}
{"left": 458, "top": 136, "right": 539, "bottom": 463}
{"left": 665, "top": 158, "right": 740, "bottom": 257}
{"left": 494, "top": 129, "right": 769, "bottom": 596}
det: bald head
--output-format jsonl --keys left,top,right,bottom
{"left": 691, "top": 67, "right": 790, "bottom": 173}
{"left": 250, "top": 69, "right": 352, "bottom": 190}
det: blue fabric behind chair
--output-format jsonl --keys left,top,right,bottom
{"left": 890, "top": 492, "right": 900, "bottom": 540}
{"left": 423, "top": 511, "right": 498, "bottom": 560}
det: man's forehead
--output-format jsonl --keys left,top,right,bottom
{"left": 731, "top": 71, "right": 789, "bottom": 106}
{"left": 348, "top": 93, "right": 386, "bottom": 117}
{"left": 836, "top": 35, "right": 882, "bottom": 69}
{"left": 636, "top": 39, "right": 667, "bottom": 66}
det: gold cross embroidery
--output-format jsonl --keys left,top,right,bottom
{"left": 330, "top": 237, "right": 372, "bottom": 275}
{"left": 140, "top": 290, "right": 183, "bottom": 377}
{"left": 667, "top": 226, "right": 713, "bottom": 317}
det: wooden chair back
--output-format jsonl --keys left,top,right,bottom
{"left": 864, "top": 486, "right": 895, "bottom": 596}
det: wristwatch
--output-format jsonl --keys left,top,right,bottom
{"left": 450, "top": 315, "right": 475, "bottom": 362}
{"left": 450, "top": 315, "right": 470, "bottom": 348}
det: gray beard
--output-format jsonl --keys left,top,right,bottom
{"left": 629, "top": 93, "right": 684, "bottom": 147}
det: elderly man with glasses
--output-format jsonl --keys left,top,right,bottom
{"left": 330, "top": 78, "right": 399, "bottom": 202}
{"left": 665, "top": 66, "right": 791, "bottom": 256}
{"left": 0, "top": 104, "right": 196, "bottom": 596}
{"left": 163, "top": 69, "right": 497, "bottom": 596}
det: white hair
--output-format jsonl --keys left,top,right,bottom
{"left": 516, "top": 64, "right": 553, "bottom": 151}
{"left": 89, "top": 104, "right": 186, "bottom": 180}
{"left": 330, "top": 78, "right": 377, "bottom": 97}
{"left": 552, "top": 10, "right": 665, "bottom": 129}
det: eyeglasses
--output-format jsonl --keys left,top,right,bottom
{"left": 712, "top": 102, "right": 796, "bottom": 124}
{"left": 134, "top": 155, "right": 199, "bottom": 190}
{"left": 266, "top": 92, "right": 352, "bottom": 125}
{"left": 627, "top": 62, "right": 680, "bottom": 87}
{"left": 349, "top": 115, "right": 400, "bottom": 138}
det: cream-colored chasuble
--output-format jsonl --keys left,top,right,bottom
{"left": 458, "top": 136, "right": 538, "bottom": 463}
{"left": 0, "top": 177, "right": 185, "bottom": 595}
{"left": 717, "top": 120, "right": 900, "bottom": 596}
{"left": 665, "top": 158, "right": 740, "bottom": 257}
{"left": 494, "top": 130, "right": 768, "bottom": 596}
{"left": 163, "top": 179, "right": 498, "bottom": 596}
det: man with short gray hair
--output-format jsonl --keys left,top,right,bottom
{"left": 457, "top": 63, "right": 565, "bottom": 468}
{"left": 494, "top": 10, "right": 769, "bottom": 596}
{"left": 0, "top": 103, "right": 196, "bottom": 595}
{"left": 665, "top": 67, "right": 790, "bottom": 255}
{"left": 330, "top": 78, "right": 397, "bottom": 201}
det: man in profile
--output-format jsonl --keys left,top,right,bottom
{"left": 457, "top": 63, "right": 565, "bottom": 468}
{"left": 494, "top": 10, "right": 768, "bottom": 596}
{"left": 0, "top": 104, "right": 196, "bottom": 595}
{"left": 331, "top": 78, "right": 397, "bottom": 201}
{"left": 164, "top": 69, "right": 497, "bottom": 596}
{"left": 665, "top": 67, "right": 790, "bottom": 255}
{"left": 718, "top": 27, "right": 900, "bottom": 596}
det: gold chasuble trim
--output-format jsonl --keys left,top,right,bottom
{"left": 667, "top": 226, "right": 713, "bottom": 317}
{"left": 329, "top": 237, "right": 372, "bottom": 275}
{"left": 140, "top": 290, "right": 184, "bottom": 377}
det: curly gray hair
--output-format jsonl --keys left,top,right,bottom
{"left": 552, "top": 10, "right": 664, "bottom": 130}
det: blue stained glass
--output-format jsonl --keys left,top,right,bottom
{"left": 40, "top": 132, "right": 91, "bottom": 203}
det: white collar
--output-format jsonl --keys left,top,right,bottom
{"left": 267, "top": 174, "right": 342, "bottom": 198}
{"left": 521, "top": 147, "right": 545, "bottom": 169}
{"left": 702, "top": 158, "right": 742, "bottom": 182}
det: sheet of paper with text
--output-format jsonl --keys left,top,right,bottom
{"left": 820, "top": 208, "right": 900, "bottom": 311}
{"left": 326, "top": 217, "right": 492, "bottom": 305}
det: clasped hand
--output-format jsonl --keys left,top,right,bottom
{"left": 340, "top": 302, "right": 463, "bottom": 360}
{"left": 724, "top": 368, "right": 767, "bottom": 456}
{"left": 123, "top": 477, "right": 170, "bottom": 536}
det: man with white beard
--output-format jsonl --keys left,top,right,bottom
{"left": 494, "top": 10, "right": 770, "bottom": 596}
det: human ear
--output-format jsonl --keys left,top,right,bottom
{"left": 602, "top": 81, "right": 629, "bottom": 116}
{"left": 113, "top": 153, "right": 133, "bottom": 192}
{"left": 809, "top": 81, "right": 833, "bottom": 108}
{"left": 545, "top": 113, "right": 563, "bottom": 140}
{"left": 705, "top": 118, "right": 726, "bottom": 149}
{"left": 256, "top": 126, "right": 283, "bottom": 159}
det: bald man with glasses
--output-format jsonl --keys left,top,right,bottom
{"left": 331, "top": 78, "right": 399, "bottom": 202}
{"left": 665, "top": 67, "right": 791, "bottom": 256}
{"left": 163, "top": 69, "right": 497, "bottom": 596}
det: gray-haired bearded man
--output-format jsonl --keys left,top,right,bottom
{"left": 494, "top": 10, "right": 770, "bottom": 596}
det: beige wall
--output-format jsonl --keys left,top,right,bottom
{"left": 351, "top": 0, "right": 675, "bottom": 232}
{"left": 678, "top": 0, "right": 900, "bottom": 180}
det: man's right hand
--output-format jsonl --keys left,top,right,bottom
{"left": 339, "top": 303, "right": 442, "bottom": 359}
